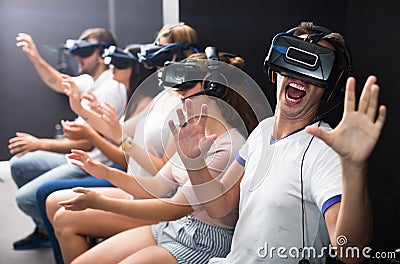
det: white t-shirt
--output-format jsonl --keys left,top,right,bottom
{"left": 71, "top": 69, "right": 127, "bottom": 165}
{"left": 221, "top": 117, "right": 342, "bottom": 264}
{"left": 127, "top": 89, "right": 181, "bottom": 177}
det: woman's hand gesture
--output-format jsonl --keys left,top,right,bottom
{"left": 168, "top": 99, "right": 216, "bottom": 170}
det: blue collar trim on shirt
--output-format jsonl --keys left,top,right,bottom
{"left": 270, "top": 127, "right": 304, "bottom": 145}
{"left": 270, "top": 120, "right": 322, "bottom": 145}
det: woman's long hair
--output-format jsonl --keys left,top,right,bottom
{"left": 186, "top": 52, "right": 259, "bottom": 135}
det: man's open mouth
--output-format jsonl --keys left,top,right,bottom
{"left": 285, "top": 82, "right": 306, "bottom": 103}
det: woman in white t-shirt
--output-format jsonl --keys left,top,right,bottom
{"left": 51, "top": 52, "right": 260, "bottom": 264}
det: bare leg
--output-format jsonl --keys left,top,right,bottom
{"left": 47, "top": 188, "right": 157, "bottom": 263}
{"left": 119, "top": 245, "right": 178, "bottom": 264}
{"left": 71, "top": 225, "right": 159, "bottom": 264}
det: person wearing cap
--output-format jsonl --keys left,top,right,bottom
{"left": 173, "top": 21, "right": 386, "bottom": 264}
{"left": 9, "top": 27, "right": 126, "bottom": 250}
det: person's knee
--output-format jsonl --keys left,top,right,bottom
{"left": 15, "top": 188, "right": 37, "bottom": 212}
{"left": 9, "top": 153, "right": 23, "bottom": 167}
{"left": 46, "top": 191, "right": 67, "bottom": 223}
{"left": 9, "top": 155, "right": 25, "bottom": 184}
{"left": 52, "top": 207, "right": 75, "bottom": 238}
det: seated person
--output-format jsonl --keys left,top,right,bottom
{"left": 47, "top": 50, "right": 265, "bottom": 263}
{"left": 41, "top": 22, "right": 201, "bottom": 263}
{"left": 10, "top": 27, "right": 126, "bottom": 250}
{"left": 183, "top": 22, "right": 385, "bottom": 264}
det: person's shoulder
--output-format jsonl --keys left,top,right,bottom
{"left": 258, "top": 116, "right": 274, "bottom": 127}
{"left": 239, "top": 117, "right": 272, "bottom": 148}
{"left": 97, "top": 70, "right": 123, "bottom": 90}
{"left": 307, "top": 121, "right": 333, "bottom": 146}
{"left": 72, "top": 74, "right": 94, "bottom": 91}
{"left": 218, "top": 128, "right": 246, "bottom": 145}
{"left": 308, "top": 121, "right": 339, "bottom": 157}
{"left": 98, "top": 69, "right": 118, "bottom": 83}
{"left": 319, "top": 121, "right": 333, "bottom": 131}
{"left": 73, "top": 74, "right": 93, "bottom": 83}
{"left": 250, "top": 117, "right": 273, "bottom": 137}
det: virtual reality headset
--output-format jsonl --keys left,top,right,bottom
{"left": 159, "top": 57, "right": 229, "bottom": 100}
{"left": 65, "top": 39, "right": 110, "bottom": 58}
{"left": 264, "top": 32, "right": 347, "bottom": 89}
{"left": 102, "top": 45, "right": 138, "bottom": 69}
{"left": 159, "top": 60, "right": 206, "bottom": 90}
{"left": 138, "top": 43, "right": 199, "bottom": 69}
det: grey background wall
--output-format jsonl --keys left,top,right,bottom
{"left": 0, "top": 0, "right": 398, "bottom": 256}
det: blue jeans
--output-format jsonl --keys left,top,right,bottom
{"left": 10, "top": 150, "right": 88, "bottom": 230}
{"left": 37, "top": 176, "right": 116, "bottom": 264}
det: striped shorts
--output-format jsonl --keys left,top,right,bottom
{"left": 152, "top": 215, "right": 234, "bottom": 264}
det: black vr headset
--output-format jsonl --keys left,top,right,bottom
{"left": 138, "top": 43, "right": 199, "bottom": 70}
{"left": 159, "top": 46, "right": 229, "bottom": 99}
{"left": 160, "top": 60, "right": 204, "bottom": 90}
{"left": 264, "top": 25, "right": 353, "bottom": 102}
{"left": 102, "top": 45, "right": 138, "bottom": 69}
{"left": 65, "top": 39, "right": 110, "bottom": 58}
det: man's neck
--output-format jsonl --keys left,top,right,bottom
{"left": 91, "top": 68, "right": 108, "bottom": 82}
{"left": 272, "top": 112, "right": 316, "bottom": 141}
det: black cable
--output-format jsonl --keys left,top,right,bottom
{"left": 315, "top": 98, "right": 344, "bottom": 124}
{"left": 299, "top": 121, "right": 321, "bottom": 263}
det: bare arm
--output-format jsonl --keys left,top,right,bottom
{"left": 59, "top": 187, "right": 193, "bottom": 222}
{"left": 121, "top": 101, "right": 177, "bottom": 175}
{"left": 307, "top": 76, "right": 386, "bottom": 263}
{"left": 167, "top": 99, "right": 243, "bottom": 218}
{"left": 124, "top": 135, "right": 175, "bottom": 175}
{"left": 62, "top": 121, "right": 127, "bottom": 169}
{"left": 67, "top": 149, "right": 174, "bottom": 199}
{"left": 184, "top": 161, "right": 243, "bottom": 218}
{"left": 16, "top": 33, "right": 64, "bottom": 93}
{"left": 8, "top": 132, "right": 93, "bottom": 156}
{"left": 88, "top": 132, "right": 126, "bottom": 169}
{"left": 38, "top": 138, "right": 93, "bottom": 154}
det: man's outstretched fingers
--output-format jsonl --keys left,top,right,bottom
{"left": 375, "top": 105, "right": 387, "bottom": 133}
{"left": 344, "top": 77, "right": 356, "bottom": 113}
{"left": 358, "top": 77, "right": 373, "bottom": 114}
{"left": 366, "top": 84, "right": 380, "bottom": 120}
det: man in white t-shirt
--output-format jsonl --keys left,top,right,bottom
{"left": 9, "top": 28, "right": 127, "bottom": 250}
{"left": 173, "top": 22, "right": 386, "bottom": 264}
